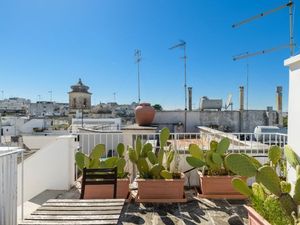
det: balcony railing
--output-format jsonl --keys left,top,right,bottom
{"left": 76, "top": 131, "right": 288, "bottom": 182}
{"left": 0, "top": 148, "right": 24, "bottom": 225}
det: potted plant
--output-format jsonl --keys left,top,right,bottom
{"left": 75, "top": 143, "right": 130, "bottom": 198}
{"left": 225, "top": 145, "right": 300, "bottom": 225}
{"left": 185, "top": 138, "right": 246, "bottom": 198}
{"left": 128, "top": 127, "right": 185, "bottom": 202}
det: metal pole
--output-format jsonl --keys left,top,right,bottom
{"left": 246, "top": 63, "right": 249, "bottom": 111}
{"left": 0, "top": 113, "right": 2, "bottom": 145}
{"left": 81, "top": 107, "right": 83, "bottom": 128}
{"left": 184, "top": 45, "right": 187, "bottom": 132}
{"left": 138, "top": 60, "right": 141, "bottom": 104}
{"left": 289, "top": 0, "right": 294, "bottom": 55}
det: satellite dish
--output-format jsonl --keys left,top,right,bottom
{"left": 225, "top": 93, "right": 233, "bottom": 110}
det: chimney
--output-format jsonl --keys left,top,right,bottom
{"left": 188, "top": 87, "right": 192, "bottom": 111}
{"left": 276, "top": 86, "right": 283, "bottom": 112}
{"left": 239, "top": 86, "right": 244, "bottom": 111}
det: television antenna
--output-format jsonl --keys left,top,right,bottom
{"left": 224, "top": 93, "right": 233, "bottom": 110}
{"left": 232, "top": 0, "right": 295, "bottom": 60}
{"left": 169, "top": 40, "right": 187, "bottom": 132}
{"left": 113, "top": 92, "right": 116, "bottom": 102}
{"left": 134, "top": 49, "right": 142, "bottom": 104}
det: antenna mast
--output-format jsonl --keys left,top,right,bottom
{"left": 169, "top": 40, "right": 188, "bottom": 132}
{"left": 134, "top": 49, "right": 142, "bottom": 104}
{"left": 232, "top": 1, "right": 295, "bottom": 60}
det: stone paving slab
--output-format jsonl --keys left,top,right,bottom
{"left": 27, "top": 187, "right": 248, "bottom": 225}
{"left": 118, "top": 198, "right": 248, "bottom": 225}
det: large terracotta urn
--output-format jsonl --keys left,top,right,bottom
{"left": 135, "top": 103, "right": 155, "bottom": 126}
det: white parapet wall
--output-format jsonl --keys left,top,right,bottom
{"left": 17, "top": 135, "right": 76, "bottom": 206}
{"left": 284, "top": 54, "right": 300, "bottom": 185}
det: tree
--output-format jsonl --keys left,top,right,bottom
{"left": 152, "top": 104, "right": 163, "bottom": 111}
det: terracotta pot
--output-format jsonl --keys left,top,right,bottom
{"left": 199, "top": 171, "right": 246, "bottom": 196}
{"left": 84, "top": 178, "right": 130, "bottom": 199}
{"left": 244, "top": 205, "right": 271, "bottom": 225}
{"left": 136, "top": 173, "right": 185, "bottom": 200}
{"left": 135, "top": 103, "right": 155, "bottom": 126}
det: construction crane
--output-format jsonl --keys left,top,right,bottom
{"left": 232, "top": 0, "right": 295, "bottom": 60}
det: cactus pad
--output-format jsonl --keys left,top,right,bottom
{"left": 293, "top": 177, "right": 300, "bottom": 205}
{"left": 117, "top": 143, "right": 125, "bottom": 158}
{"left": 188, "top": 144, "right": 204, "bottom": 159}
{"left": 216, "top": 138, "right": 230, "bottom": 155}
{"left": 186, "top": 156, "right": 205, "bottom": 168}
{"left": 160, "top": 170, "right": 173, "bottom": 179}
{"left": 232, "top": 177, "right": 252, "bottom": 197}
{"left": 256, "top": 166, "right": 281, "bottom": 196}
{"left": 268, "top": 145, "right": 282, "bottom": 166}
{"left": 160, "top": 127, "right": 170, "bottom": 149}
{"left": 90, "top": 144, "right": 105, "bottom": 160}
{"left": 284, "top": 145, "right": 300, "bottom": 169}
{"left": 225, "top": 153, "right": 257, "bottom": 177}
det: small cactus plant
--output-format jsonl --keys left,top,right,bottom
{"left": 185, "top": 137, "right": 232, "bottom": 175}
{"left": 128, "top": 127, "right": 179, "bottom": 179}
{"left": 75, "top": 143, "right": 128, "bottom": 178}
{"left": 225, "top": 145, "right": 300, "bottom": 224}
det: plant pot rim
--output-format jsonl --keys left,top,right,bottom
{"left": 198, "top": 171, "right": 237, "bottom": 178}
{"left": 244, "top": 205, "right": 271, "bottom": 225}
{"left": 136, "top": 173, "right": 185, "bottom": 181}
{"left": 117, "top": 177, "right": 130, "bottom": 181}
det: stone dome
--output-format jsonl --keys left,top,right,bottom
{"left": 69, "top": 78, "right": 91, "bottom": 94}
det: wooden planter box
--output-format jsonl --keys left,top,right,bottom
{"left": 244, "top": 205, "right": 271, "bottom": 225}
{"left": 84, "top": 178, "right": 130, "bottom": 199}
{"left": 136, "top": 173, "right": 186, "bottom": 203}
{"left": 198, "top": 171, "right": 246, "bottom": 199}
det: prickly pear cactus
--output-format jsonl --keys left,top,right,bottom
{"left": 268, "top": 145, "right": 282, "bottom": 167}
{"left": 75, "top": 144, "right": 106, "bottom": 170}
{"left": 75, "top": 143, "right": 129, "bottom": 179}
{"left": 225, "top": 153, "right": 258, "bottom": 177}
{"left": 128, "top": 127, "right": 178, "bottom": 179}
{"left": 285, "top": 145, "right": 300, "bottom": 169}
{"left": 186, "top": 137, "right": 231, "bottom": 175}
{"left": 232, "top": 177, "right": 253, "bottom": 197}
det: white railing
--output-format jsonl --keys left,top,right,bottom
{"left": 0, "top": 148, "right": 24, "bottom": 225}
{"left": 76, "top": 131, "right": 288, "bottom": 184}
{"left": 77, "top": 131, "right": 287, "bottom": 156}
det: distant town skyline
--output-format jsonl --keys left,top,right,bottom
{"left": 0, "top": 0, "right": 299, "bottom": 111}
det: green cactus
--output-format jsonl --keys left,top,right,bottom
{"left": 128, "top": 127, "right": 178, "bottom": 179}
{"left": 285, "top": 145, "right": 300, "bottom": 169}
{"left": 232, "top": 177, "right": 253, "bottom": 197}
{"left": 293, "top": 177, "right": 300, "bottom": 205}
{"left": 186, "top": 137, "right": 231, "bottom": 175}
{"left": 75, "top": 144, "right": 105, "bottom": 170}
{"left": 268, "top": 145, "right": 282, "bottom": 167}
{"left": 227, "top": 145, "right": 300, "bottom": 222}
{"left": 280, "top": 181, "right": 292, "bottom": 193}
{"left": 75, "top": 143, "right": 128, "bottom": 178}
{"left": 256, "top": 166, "right": 282, "bottom": 196}
{"left": 252, "top": 183, "right": 266, "bottom": 202}
{"left": 225, "top": 153, "right": 258, "bottom": 177}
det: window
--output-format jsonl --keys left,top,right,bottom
{"left": 73, "top": 98, "right": 77, "bottom": 108}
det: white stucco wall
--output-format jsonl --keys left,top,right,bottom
{"left": 284, "top": 54, "right": 300, "bottom": 184}
{"left": 17, "top": 135, "right": 76, "bottom": 205}
{"left": 22, "top": 136, "right": 59, "bottom": 150}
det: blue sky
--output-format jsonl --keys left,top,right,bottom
{"left": 0, "top": 0, "right": 298, "bottom": 111}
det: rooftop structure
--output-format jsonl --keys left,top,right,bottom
{"left": 68, "top": 79, "right": 92, "bottom": 113}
